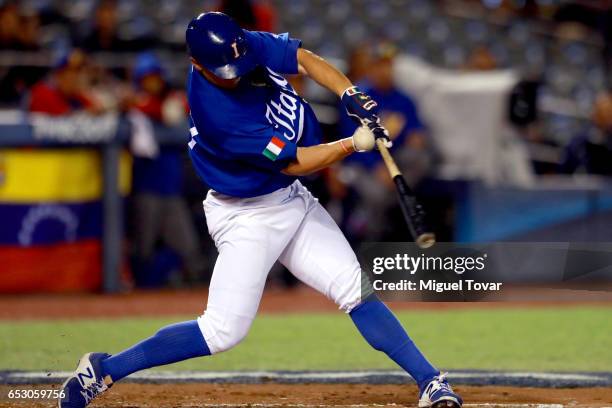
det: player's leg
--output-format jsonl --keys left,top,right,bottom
{"left": 278, "top": 187, "right": 439, "bottom": 389}
{"left": 279, "top": 188, "right": 462, "bottom": 406}
{"left": 102, "top": 199, "right": 298, "bottom": 379}
{"left": 59, "top": 320, "right": 210, "bottom": 406}
{"left": 60, "top": 194, "right": 301, "bottom": 407}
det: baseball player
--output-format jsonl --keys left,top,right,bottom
{"left": 59, "top": 12, "right": 462, "bottom": 408}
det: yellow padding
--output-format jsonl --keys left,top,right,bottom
{"left": 0, "top": 148, "right": 132, "bottom": 203}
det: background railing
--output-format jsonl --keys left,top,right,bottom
{"left": 2, "top": 120, "right": 612, "bottom": 292}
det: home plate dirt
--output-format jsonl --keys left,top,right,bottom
{"left": 1, "top": 384, "right": 611, "bottom": 408}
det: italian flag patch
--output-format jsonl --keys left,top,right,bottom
{"left": 262, "top": 136, "right": 285, "bottom": 161}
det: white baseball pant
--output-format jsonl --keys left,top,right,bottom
{"left": 197, "top": 180, "right": 366, "bottom": 354}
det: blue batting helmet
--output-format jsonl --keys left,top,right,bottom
{"left": 186, "top": 12, "right": 257, "bottom": 80}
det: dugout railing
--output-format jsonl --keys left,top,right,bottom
{"left": 0, "top": 117, "right": 186, "bottom": 293}
{"left": 2, "top": 119, "right": 612, "bottom": 293}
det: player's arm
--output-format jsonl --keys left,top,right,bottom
{"left": 296, "top": 48, "right": 352, "bottom": 96}
{"left": 297, "top": 48, "right": 392, "bottom": 147}
{"left": 282, "top": 127, "right": 374, "bottom": 176}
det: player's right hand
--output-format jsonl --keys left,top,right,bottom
{"left": 352, "top": 121, "right": 393, "bottom": 152}
{"left": 351, "top": 125, "right": 376, "bottom": 152}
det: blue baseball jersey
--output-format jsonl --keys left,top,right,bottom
{"left": 186, "top": 31, "right": 321, "bottom": 198}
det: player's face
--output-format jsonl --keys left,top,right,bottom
{"left": 191, "top": 58, "right": 240, "bottom": 89}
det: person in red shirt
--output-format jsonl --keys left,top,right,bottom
{"left": 28, "top": 49, "right": 100, "bottom": 115}
{"left": 132, "top": 56, "right": 188, "bottom": 123}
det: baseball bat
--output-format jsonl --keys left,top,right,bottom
{"left": 376, "top": 138, "right": 436, "bottom": 249}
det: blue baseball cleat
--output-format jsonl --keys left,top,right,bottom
{"left": 58, "top": 352, "right": 113, "bottom": 407}
{"left": 418, "top": 373, "right": 463, "bottom": 408}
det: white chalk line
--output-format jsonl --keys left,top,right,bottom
{"left": 7, "top": 370, "right": 607, "bottom": 383}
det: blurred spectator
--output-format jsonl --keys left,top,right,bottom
{"left": 554, "top": 2, "right": 612, "bottom": 71}
{"left": 0, "top": 4, "right": 45, "bottom": 105}
{"left": 522, "top": 124, "right": 561, "bottom": 175}
{"left": 0, "top": 2, "right": 40, "bottom": 50}
{"left": 87, "top": 62, "right": 132, "bottom": 113}
{"left": 336, "top": 42, "right": 432, "bottom": 240}
{"left": 80, "top": 0, "right": 122, "bottom": 51}
{"left": 508, "top": 79, "right": 560, "bottom": 175}
{"left": 129, "top": 52, "right": 206, "bottom": 287}
{"left": 218, "top": 0, "right": 277, "bottom": 31}
{"left": 465, "top": 46, "right": 498, "bottom": 71}
{"left": 80, "top": 0, "right": 155, "bottom": 52}
{"left": 17, "top": 10, "right": 41, "bottom": 51}
{"left": 346, "top": 46, "right": 372, "bottom": 84}
{"left": 340, "top": 42, "right": 431, "bottom": 183}
{"left": 28, "top": 49, "right": 102, "bottom": 115}
{"left": 0, "top": 1, "right": 20, "bottom": 50}
{"left": 560, "top": 90, "right": 612, "bottom": 176}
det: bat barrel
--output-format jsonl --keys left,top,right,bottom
{"left": 416, "top": 232, "right": 436, "bottom": 249}
{"left": 375, "top": 139, "right": 436, "bottom": 249}
{"left": 392, "top": 175, "right": 435, "bottom": 246}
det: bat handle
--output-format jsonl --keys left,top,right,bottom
{"left": 376, "top": 139, "right": 401, "bottom": 177}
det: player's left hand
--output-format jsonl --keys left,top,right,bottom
{"left": 341, "top": 86, "right": 392, "bottom": 149}
{"left": 341, "top": 85, "right": 379, "bottom": 125}
{"left": 367, "top": 116, "right": 393, "bottom": 149}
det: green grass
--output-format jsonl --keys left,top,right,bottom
{"left": 1, "top": 307, "right": 610, "bottom": 372}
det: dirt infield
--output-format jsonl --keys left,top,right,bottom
{"left": 1, "top": 383, "right": 611, "bottom": 407}
{"left": 1, "top": 285, "right": 611, "bottom": 320}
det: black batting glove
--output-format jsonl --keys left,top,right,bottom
{"left": 341, "top": 86, "right": 379, "bottom": 125}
